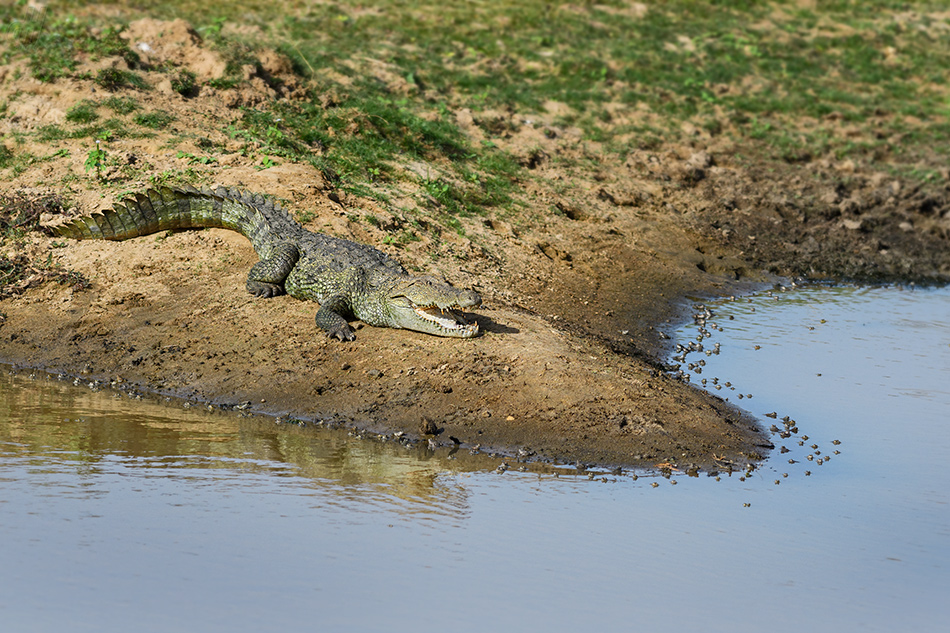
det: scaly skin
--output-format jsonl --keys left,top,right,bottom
{"left": 54, "top": 186, "right": 481, "bottom": 340}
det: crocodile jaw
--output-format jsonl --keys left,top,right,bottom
{"left": 412, "top": 305, "right": 479, "bottom": 338}
{"left": 383, "top": 277, "right": 481, "bottom": 338}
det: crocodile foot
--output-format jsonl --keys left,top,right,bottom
{"left": 247, "top": 281, "right": 284, "bottom": 298}
{"left": 327, "top": 323, "right": 356, "bottom": 341}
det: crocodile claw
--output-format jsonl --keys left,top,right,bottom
{"left": 247, "top": 281, "right": 284, "bottom": 298}
{"left": 328, "top": 324, "right": 356, "bottom": 341}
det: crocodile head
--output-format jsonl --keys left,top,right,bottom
{"left": 375, "top": 275, "right": 481, "bottom": 338}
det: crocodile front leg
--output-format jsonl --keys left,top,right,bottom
{"left": 246, "top": 242, "right": 300, "bottom": 297}
{"left": 314, "top": 294, "right": 356, "bottom": 341}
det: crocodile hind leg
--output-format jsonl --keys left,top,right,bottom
{"left": 314, "top": 295, "right": 356, "bottom": 341}
{"left": 246, "top": 242, "right": 300, "bottom": 297}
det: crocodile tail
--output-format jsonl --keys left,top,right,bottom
{"left": 53, "top": 186, "right": 296, "bottom": 242}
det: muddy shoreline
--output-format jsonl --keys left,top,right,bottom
{"left": 2, "top": 14, "right": 949, "bottom": 470}
{"left": 0, "top": 229, "right": 773, "bottom": 470}
{"left": 1, "top": 173, "right": 944, "bottom": 469}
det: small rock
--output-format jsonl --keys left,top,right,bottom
{"left": 835, "top": 159, "right": 856, "bottom": 173}
{"left": 419, "top": 417, "right": 439, "bottom": 436}
{"left": 687, "top": 150, "right": 713, "bottom": 169}
{"left": 841, "top": 218, "right": 863, "bottom": 231}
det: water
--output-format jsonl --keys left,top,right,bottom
{"left": 1, "top": 285, "right": 947, "bottom": 632}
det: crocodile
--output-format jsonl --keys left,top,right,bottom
{"left": 54, "top": 186, "right": 481, "bottom": 340}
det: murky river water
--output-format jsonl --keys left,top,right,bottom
{"left": 1, "top": 285, "right": 947, "bottom": 632}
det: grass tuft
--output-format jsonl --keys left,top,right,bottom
{"left": 135, "top": 111, "right": 176, "bottom": 129}
{"left": 95, "top": 67, "right": 149, "bottom": 92}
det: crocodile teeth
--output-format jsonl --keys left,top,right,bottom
{"left": 415, "top": 305, "right": 478, "bottom": 334}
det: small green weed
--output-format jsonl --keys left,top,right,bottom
{"left": 36, "top": 124, "right": 69, "bottom": 142}
{"left": 206, "top": 77, "right": 241, "bottom": 90}
{"left": 65, "top": 101, "right": 100, "bottom": 124}
{"left": 0, "top": 145, "right": 14, "bottom": 169}
{"left": 295, "top": 210, "right": 316, "bottom": 224}
{"left": 103, "top": 96, "right": 139, "bottom": 114}
{"left": 38, "top": 118, "right": 132, "bottom": 141}
{"left": 176, "top": 151, "right": 216, "bottom": 165}
{"left": 135, "top": 111, "right": 175, "bottom": 129}
{"left": 149, "top": 167, "right": 207, "bottom": 187}
{"left": 84, "top": 140, "right": 107, "bottom": 180}
{"left": 95, "top": 67, "right": 148, "bottom": 92}
{"left": 171, "top": 70, "right": 199, "bottom": 97}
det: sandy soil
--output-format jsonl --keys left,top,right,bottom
{"left": 1, "top": 16, "right": 947, "bottom": 469}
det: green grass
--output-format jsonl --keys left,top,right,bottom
{"left": 0, "top": 145, "right": 14, "bottom": 169}
{"left": 37, "top": 118, "right": 131, "bottom": 141}
{"left": 95, "top": 67, "right": 149, "bottom": 91}
{"left": 4, "top": 0, "right": 949, "bottom": 203}
{"left": 171, "top": 69, "right": 199, "bottom": 97}
{"left": 135, "top": 110, "right": 176, "bottom": 129}
{"left": 65, "top": 101, "right": 99, "bottom": 124}
{"left": 0, "top": 9, "right": 137, "bottom": 83}
{"left": 103, "top": 96, "right": 140, "bottom": 114}
{"left": 149, "top": 167, "right": 209, "bottom": 187}
{"left": 150, "top": 0, "right": 946, "bottom": 174}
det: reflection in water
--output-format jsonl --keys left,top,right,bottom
{"left": 0, "top": 372, "right": 483, "bottom": 523}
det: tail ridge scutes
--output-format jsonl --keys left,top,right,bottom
{"left": 52, "top": 186, "right": 299, "bottom": 242}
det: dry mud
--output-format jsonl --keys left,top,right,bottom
{"left": 1, "top": 16, "right": 948, "bottom": 469}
